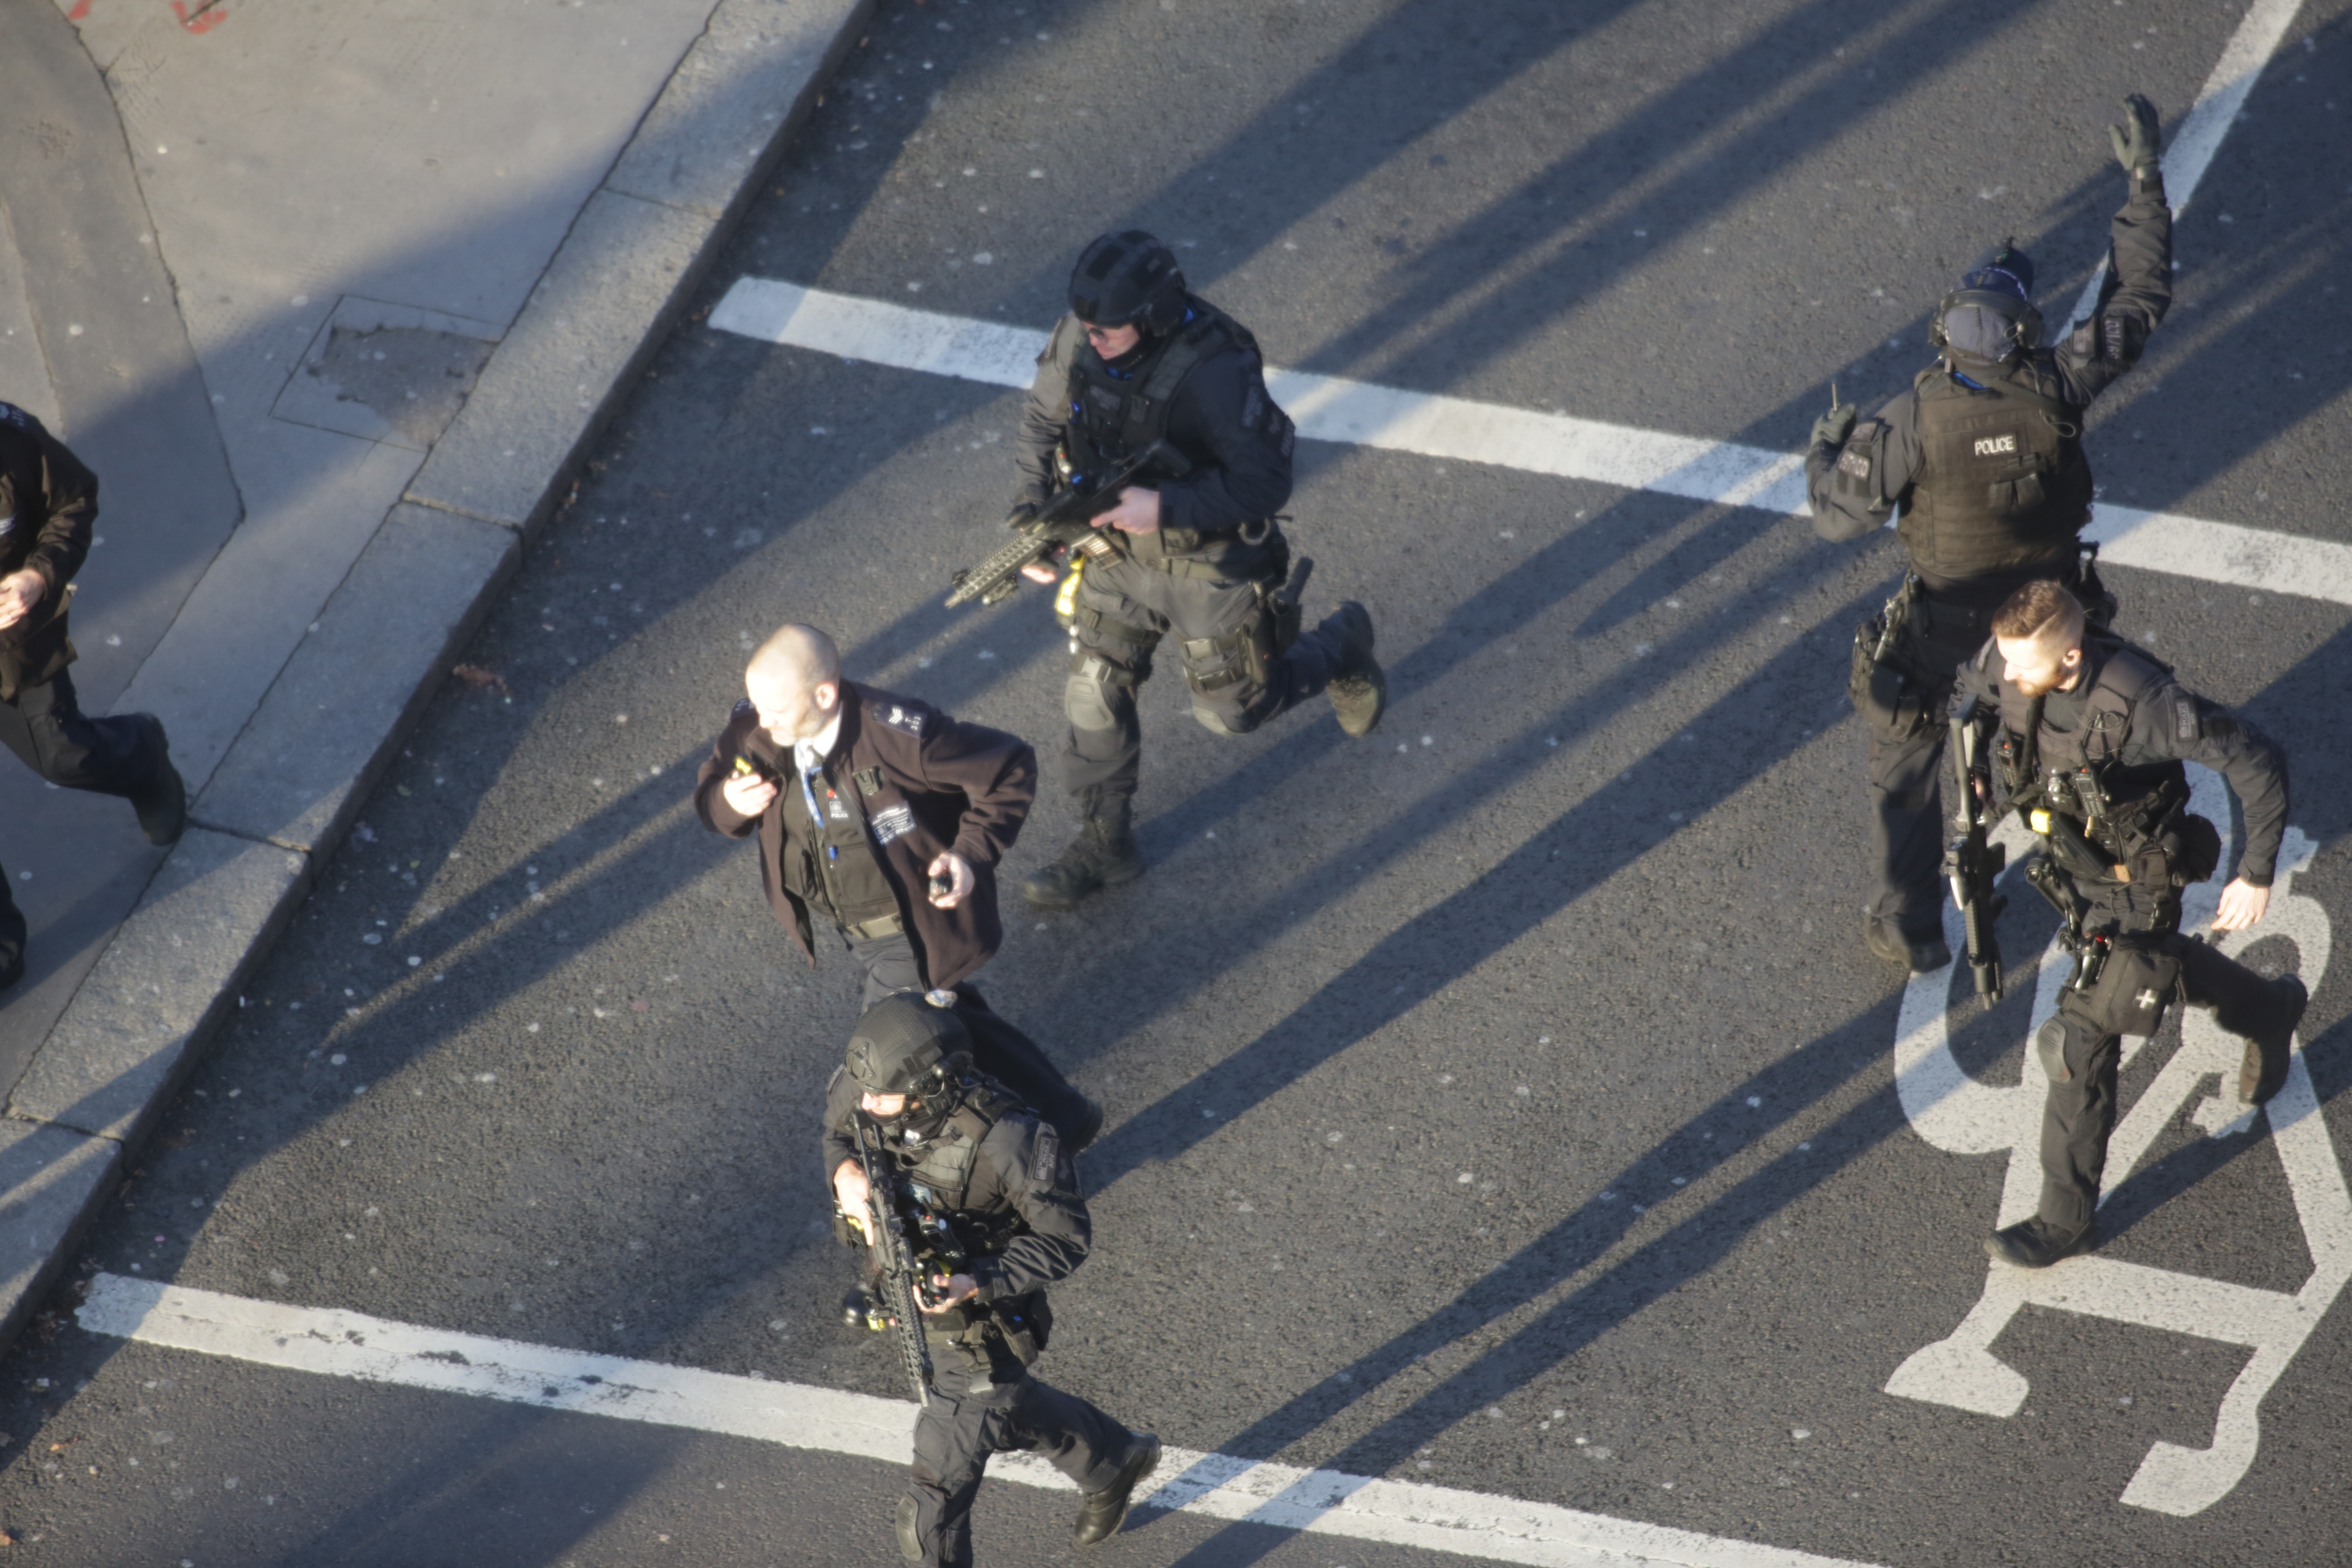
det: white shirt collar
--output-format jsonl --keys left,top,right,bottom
{"left": 792, "top": 707, "right": 844, "bottom": 772}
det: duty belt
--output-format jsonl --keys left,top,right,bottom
{"left": 840, "top": 912, "right": 905, "bottom": 940}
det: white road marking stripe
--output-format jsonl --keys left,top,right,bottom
{"left": 79, "top": 1274, "right": 1882, "bottom": 1568}
{"left": 708, "top": 280, "right": 2352, "bottom": 610}
{"left": 2061, "top": 0, "right": 2309, "bottom": 328}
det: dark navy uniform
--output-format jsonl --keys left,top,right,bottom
{"left": 1952, "top": 631, "right": 2303, "bottom": 1235}
{"left": 0, "top": 402, "right": 181, "bottom": 984}
{"left": 1809, "top": 172, "right": 2172, "bottom": 954}
{"left": 822, "top": 1068, "right": 1136, "bottom": 1568}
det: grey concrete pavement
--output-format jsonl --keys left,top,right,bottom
{"left": 0, "top": 0, "right": 875, "bottom": 1354}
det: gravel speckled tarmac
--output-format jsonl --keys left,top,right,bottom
{"left": 3, "top": 0, "right": 2349, "bottom": 1563}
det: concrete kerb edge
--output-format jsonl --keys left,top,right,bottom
{"left": 0, "top": 0, "right": 879, "bottom": 1360}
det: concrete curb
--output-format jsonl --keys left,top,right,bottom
{"left": 0, "top": 0, "right": 876, "bottom": 1356}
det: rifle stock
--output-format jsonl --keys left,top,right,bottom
{"left": 946, "top": 440, "right": 1194, "bottom": 608}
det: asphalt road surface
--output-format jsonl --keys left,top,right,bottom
{"left": 5, "top": 0, "right": 2351, "bottom": 1564}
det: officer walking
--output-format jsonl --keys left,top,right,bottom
{"left": 1953, "top": 581, "right": 2306, "bottom": 1269}
{"left": 0, "top": 401, "right": 187, "bottom": 991}
{"left": 1004, "top": 229, "right": 1388, "bottom": 910}
{"left": 824, "top": 994, "right": 1160, "bottom": 1564}
{"left": 1807, "top": 95, "right": 2172, "bottom": 973}
{"left": 694, "top": 625, "right": 1098, "bottom": 1148}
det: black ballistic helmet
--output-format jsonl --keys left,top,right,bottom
{"left": 1069, "top": 230, "right": 1187, "bottom": 335}
{"left": 845, "top": 992, "right": 973, "bottom": 1106}
{"left": 1930, "top": 238, "right": 2043, "bottom": 364}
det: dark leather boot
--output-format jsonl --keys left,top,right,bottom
{"left": 2238, "top": 974, "right": 2309, "bottom": 1106}
{"left": 1020, "top": 815, "right": 1144, "bottom": 910}
{"left": 130, "top": 718, "right": 188, "bottom": 847}
{"left": 1323, "top": 601, "right": 1385, "bottom": 738}
{"left": 1074, "top": 1433, "right": 1160, "bottom": 1548}
{"left": 1985, "top": 1217, "right": 2098, "bottom": 1268}
{"left": 1865, "top": 914, "right": 1950, "bottom": 974}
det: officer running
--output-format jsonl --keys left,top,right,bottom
{"left": 695, "top": 626, "right": 1098, "bottom": 1152}
{"left": 825, "top": 994, "right": 1161, "bottom": 1564}
{"left": 1953, "top": 581, "right": 2306, "bottom": 1269}
{"left": 0, "top": 401, "right": 187, "bottom": 991}
{"left": 1006, "top": 229, "right": 1387, "bottom": 910}
{"left": 1807, "top": 95, "right": 2172, "bottom": 974}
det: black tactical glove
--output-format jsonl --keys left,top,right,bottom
{"left": 1811, "top": 403, "right": 1858, "bottom": 450}
{"left": 2107, "top": 94, "right": 2161, "bottom": 178}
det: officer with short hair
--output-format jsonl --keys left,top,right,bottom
{"left": 1953, "top": 580, "right": 2305, "bottom": 1269}
{"left": 1005, "top": 229, "right": 1388, "bottom": 909}
{"left": 824, "top": 994, "right": 1160, "bottom": 1564}
{"left": 1807, "top": 96, "right": 2172, "bottom": 974}
{"left": 0, "top": 401, "right": 187, "bottom": 991}
{"left": 695, "top": 625, "right": 1097, "bottom": 1150}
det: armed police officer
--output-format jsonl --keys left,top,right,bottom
{"left": 0, "top": 401, "right": 187, "bottom": 991}
{"left": 1954, "top": 581, "right": 2305, "bottom": 1269}
{"left": 825, "top": 994, "right": 1160, "bottom": 1564}
{"left": 695, "top": 625, "right": 1098, "bottom": 1149}
{"left": 1807, "top": 95, "right": 2172, "bottom": 974}
{"left": 1001, "top": 229, "right": 1387, "bottom": 910}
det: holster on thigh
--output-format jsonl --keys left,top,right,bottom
{"left": 1849, "top": 616, "right": 1943, "bottom": 744}
{"left": 1180, "top": 601, "right": 1272, "bottom": 702}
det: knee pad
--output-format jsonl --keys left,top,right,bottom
{"left": 1063, "top": 655, "right": 1135, "bottom": 733}
{"left": 894, "top": 1494, "right": 924, "bottom": 1562}
{"left": 2034, "top": 1017, "right": 2080, "bottom": 1085}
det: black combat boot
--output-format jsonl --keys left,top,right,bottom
{"left": 1984, "top": 1217, "right": 2098, "bottom": 1269}
{"left": 2238, "top": 975, "right": 2309, "bottom": 1106}
{"left": 1020, "top": 811, "right": 1145, "bottom": 910}
{"left": 1073, "top": 1433, "right": 1160, "bottom": 1549}
{"left": 130, "top": 718, "right": 188, "bottom": 847}
{"left": 1864, "top": 914, "right": 1950, "bottom": 975}
{"left": 1323, "top": 601, "right": 1385, "bottom": 738}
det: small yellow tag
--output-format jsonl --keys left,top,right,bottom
{"left": 2029, "top": 809, "right": 2051, "bottom": 835}
{"left": 1054, "top": 559, "right": 1085, "bottom": 627}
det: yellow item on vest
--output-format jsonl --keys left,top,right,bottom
{"left": 2029, "top": 808, "right": 2052, "bottom": 835}
{"left": 1054, "top": 558, "right": 1085, "bottom": 631}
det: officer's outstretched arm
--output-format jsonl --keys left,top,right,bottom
{"left": 2056, "top": 96, "right": 2172, "bottom": 404}
{"left": 1804, "top": 392, "right": 1918, "bottom": 543}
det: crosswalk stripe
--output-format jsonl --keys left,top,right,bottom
{"left": 708, "top": 279, "right": 2352, "bottom": 610}
{"left": 79, "top": 1273, "right": 1883, "bottom": 1568}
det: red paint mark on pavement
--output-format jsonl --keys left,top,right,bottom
{"left": 168, "top": 0, "right": 229, "bottom": 33}
{"left": 67, "top": 0, "right": 96, "bottom": 20}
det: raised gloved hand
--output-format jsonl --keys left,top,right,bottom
{"left": 1811, "top": 403, "right": 1858, "bottom": 450}
{"left": 2107, "top": 93, "right": 2161, "bottom": 175}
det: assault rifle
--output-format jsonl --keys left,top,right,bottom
{"left": 850, "top": 1117, "right": 936, "bottom": 1407}
{"left": 1944, "top": 695, "right": 2009, "bottom": 1006}
{"left": 945, "top": 440, "right": 1193, "bottom": 609}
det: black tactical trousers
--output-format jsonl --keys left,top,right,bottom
{"left": 1860, "top": 617, "right": 1985, "bottom": 942}
{"left": 845, "top": 929, "right": 1091, "bottom": 1143}
{"left": 1061, "top": 552, "right": 1340, "bottom": 815}
{"left": 900, "top": 1348, "right": 1131, "bottom": 1568}
{"left": 2036, "top": 882, "right": 2300, "bottom": 1232}
{"left": 0, "top": 670, "right": 166, "bottom": 966}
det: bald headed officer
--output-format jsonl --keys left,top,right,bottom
{"left": 695, "top": 626, "right": 1099, "bottom": 1147}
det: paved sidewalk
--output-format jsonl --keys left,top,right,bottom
{"left": 0, "top": 0, "right": 871, "bottom": 1353}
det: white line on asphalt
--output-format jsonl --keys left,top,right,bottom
{"left": 79, "top": 1274, "right": 1884, "bottom": 1568}
{"left": 2062, "top": 0, "right": 2310, "bottom": 327}
{"left": 708, "top": 280, "right": 2352, "bottom": 610}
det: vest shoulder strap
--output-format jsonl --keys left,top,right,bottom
{"left": 1136, "top": 303, "right": 1247, "bottom": 409}
{"left": 2080, "top": 639, "right": 2174, "bottom": 762}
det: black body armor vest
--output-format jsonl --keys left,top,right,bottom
{"left": 1899, "top": 363, "right": 2093, "bottom": 580}
{"left": 1999, "top": 638, "right": 2188, "bottom": 863}
{"left": 1063, "top": 298, "right": 1253, "bottom": 481}
{"left": 897, "top": 1078, "right": 1029, "bottom": 1257}
{"left": 779, "top": 762, "right": 900, "bottom": 929}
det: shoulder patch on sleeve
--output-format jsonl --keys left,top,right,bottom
{"left": 1032, "top": 1124, "right": 1063, "bottom": 1186}
{"left": 0, "top": 403, "right": 29, "bottom": 430}
{"left": 2174, "top": 695, "right": 2198, "bottom": 743}
{"left": 872, "top": 701, "right": 928, "bottom": 737}
{"left": 730, "top": 696, "right": 755, "bottom": 720}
